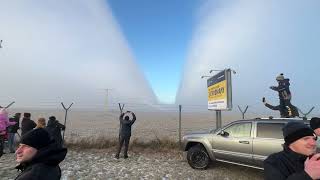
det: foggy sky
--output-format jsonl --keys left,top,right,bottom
{"left": 176, "top": 0, "right": 320, "bottom": 116}
{"left": 0, "top": 0, "right": 157, "bottom": 109}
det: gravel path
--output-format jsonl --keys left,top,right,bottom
{"left": 1, "top": 148, "right": 263, "bottom": 180}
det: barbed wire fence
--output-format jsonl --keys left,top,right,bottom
{"left": 1, "top": 98, "right": 319, "bottom": 142}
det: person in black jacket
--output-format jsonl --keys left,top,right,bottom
{"left": 270, "top": 73, "right": 292, "bottom": 104}
{"left": 263, "top": 73, "right": 299, "bottom": 118}
{"left": 15, "top": 128, "right": 67, "bottom": 180}
{"left": 21, "top": 113, "right": 36, "bottom": 136}
{"left": 115, "top": 111, "right": 136, "bottom": 159}
{"left": 262, "top": 97, "right": 299, "bottom": 118}
{"left": 45, "top": 116, "right": 65, "bottom": 148}
{"left": 264, "top": 121, "right": 320, "bottom": 180}
{"left": 7, "top": 113, "right": 21, "bottom": 153}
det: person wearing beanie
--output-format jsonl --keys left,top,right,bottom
{"left": 7, "top": 112, "right": 21, "bottom": 153}
{"left": 15, "top": 128, "right": 67, "bottom": 180}
{"left": 264, "top": 121, "right": 320, "bottom": 180}
{"left": 310, "top": 117, "right": 320, "bottom": 151}
{"left": 270, "top": 73, "right": 291, "bottom": 102}
{"left": 45, "top": 116, "right": 65, "bottom": 148}
{"left": 263, "top": 73, "right": 299, "bottom": 118}
{"left": 21, "top": 112, "right": 36, "bottom": 136}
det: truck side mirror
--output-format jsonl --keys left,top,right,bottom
{"left": 220, "top": 130, "right": 229, "bottom": 137}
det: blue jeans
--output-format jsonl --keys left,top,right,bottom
{"left": 8, "top": 133, "right": 15, "bottom": 152}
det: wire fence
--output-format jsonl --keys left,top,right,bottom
{"left": 3, "top": 101, "right": 320, "bottom": 142}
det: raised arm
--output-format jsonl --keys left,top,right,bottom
{"left": 119, "top": 113, "right": 125, "bottom": 123}
{"left": 131, "top": 112, "right": 136, "bottom": 124}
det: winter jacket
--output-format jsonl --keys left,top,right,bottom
{"left": 270, "top": 79, "right": 292, "bottom": 101}
{"left": 45, "top": 119, "right": 65, "bottom": 147}
{"left": 0, "top": 109, "right": 16, "bottom": 133}
{"left": 7, "top": 116, "right": 20, "bottom": 133}
{"left": 119, "top": 113, "right": 136, "bottom": 137}
{"left": 15, "top": 143, "right": 67, "bottom": 180}
{"left": 21, "top": 118, "right": 36, "bottom": 136}
{"left": 264, "top": 146, "right": 312, "bottom": 180}
{"left": 264, "top": 102, "right": 299, "bottom": 118}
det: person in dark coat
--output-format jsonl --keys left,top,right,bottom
{"left": 263, "top": 73, "right": 299, "bottom": 118}
{"left": 45, "top": 116, "right": 65, "bottom": 148}
{"left": 115, "top": 111, "right": 136, "bottom": 159}
{"left": 15, "top": 128, "right": 67, "bottom": 180}
{"left": 270, "top": 73, "right": 292, "bottom": 104}
{"left": 7, "top": 113, "right": 21, "bottom": 153}
{"left": 264, "top": 121, "right": 320, "bottom": 180}
{"left": 21, "top": 113, "right": 36, "bottom": 136}
{"left": 262, "top": 97, "right": 299, "bottom": 118}
{"left": 310, "top": 117, "right": 320, "bottom": 151}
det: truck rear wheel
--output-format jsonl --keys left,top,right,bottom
{"left": 187, "top": 144, "right": 210, "bottom": 169}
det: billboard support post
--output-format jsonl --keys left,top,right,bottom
{"left": 216, "top": 110, "right": 222, "bottom": 129}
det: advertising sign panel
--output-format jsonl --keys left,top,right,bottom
{"left": 207, "top": 69, "right": 232, "bottom": 110}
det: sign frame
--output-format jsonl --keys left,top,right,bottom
{"left": 207, "top": 69, "right": 233, "bottom": 111}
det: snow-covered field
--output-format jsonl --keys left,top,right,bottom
{"left": 1, "top": 148, "right": 263, "bottom": 180}
{"left": 0, "top": 109, "right": 265, "bottom": 179}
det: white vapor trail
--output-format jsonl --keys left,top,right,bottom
{"left": 0, "top": 0, "right": 157, "bottom": 109}
{"left": 177, "top": 0, "right": 320, "bottom": 115}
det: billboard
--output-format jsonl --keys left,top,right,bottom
{"left": 207, "top": 69, "right": 232, "bottom": 110}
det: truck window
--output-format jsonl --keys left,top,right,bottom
{"left": 224, "top": 122, "right": 251, "bottom": 138}
{"left": 257, "top": 123, "right": 285, "bottom": 139}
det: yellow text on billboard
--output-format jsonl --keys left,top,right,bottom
{"left": 208, "top": 80, "right": 227, "bottom": 101}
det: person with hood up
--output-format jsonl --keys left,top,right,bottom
{"left": 0, "top": 108, "right": 16, "bottom": 155}
{"left": 7, "top": 112, "right": 21, "bottom": 153}
{"left": 115, "top": 111, "right": 136, "bottom": 159}
{"left": 21, "top": 113, "right": 36, "bottom": 136}
{"left": 15, "top": 128, "right": 67, "bottom": 180}
{"left": 0, "top": 108, "right": 16, "bottom": 133}
{"left": 45, "top": 116, "right": 65, "bottom": 148}
{"left": 264, "top": 121, "right": 320, "bottom": 180}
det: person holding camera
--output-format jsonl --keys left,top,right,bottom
{"left": 115, "top": 111, "right": 136, "bottom": 159}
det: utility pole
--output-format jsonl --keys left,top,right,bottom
{"left": 103, "top": 88, "right": 112, "bottom": 112}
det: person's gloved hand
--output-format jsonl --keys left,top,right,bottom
{"left": 262, "top": 97, "right": 267, "bottom": 105}
{"left": 270, "top": 86, "right": 277, "bottom": 90}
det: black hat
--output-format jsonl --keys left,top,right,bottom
{"left": 20, "top": 129, "right": 52, "bottom": 150}
{"left": 282, "top": 121, "right": 316, "bottom": 145}
{"left": 23, "top": 112, "right": 31, "bottom": 118}
{"left": 49, "top": 116, "right": 56, "bottom": 121}
{"left": 310, "top": 117, "right": 320, "bottom": 130}
{"left": 14, "top": 113, "right": 21, "bottom": 117}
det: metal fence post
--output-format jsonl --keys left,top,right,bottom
{"left": 179, "top": 105, "right": 182, "bottom": 147}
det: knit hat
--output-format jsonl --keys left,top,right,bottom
{"left": 20, "top": 128, "right": 52, "bottom": 150}
{"left": 23, "top": 112, "right": 31, "bottom": 118}
{"left": 276, "top": 73, "right": 285, "bottom": 81}
{"left": 49, "top": 116, "right": 56, "bottom": 121}
{"left": 310, "top": 117, "right": 320, "bottom": 130}
{"left": 282, "top": 121, "right": 316, "bottom": 145}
